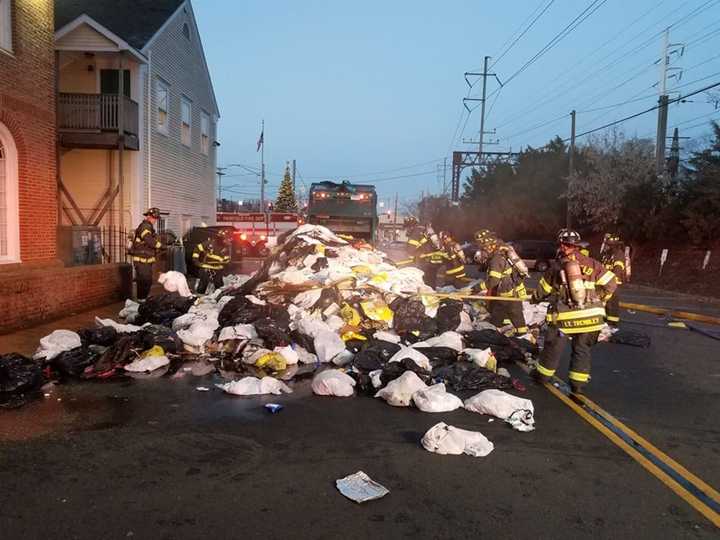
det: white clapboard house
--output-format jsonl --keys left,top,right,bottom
{"left": 55, "top": 0, "right": 219, "bottom": 241}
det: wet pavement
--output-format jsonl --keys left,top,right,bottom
{"left": 1, "top": 285, "right": 719, "bottom": 538}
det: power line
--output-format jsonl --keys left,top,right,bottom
{"left": 489, "top": 0, "right": 556, "bottom": 70}
{"left": 489, "top": 0, "right": 608, "bottom": 97}
{"left": 567, "top": 80, "right": 720, "bottom": 141}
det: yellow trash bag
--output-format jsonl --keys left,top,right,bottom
{"left": 369, "top": 272, "right": 389, "bottom": 285}
{"left": 141, "top": 345, "right": 165, "bottom": 358}
{"left": 255, "top": 352, "right": 287, "bottom": 371}
{"left": 360, "top": 300, "right": 393, "bottom": 322}
{"left": 340, "top": 303, "right": 362, "bottom": 326}
{"left": 351, "top": 265, "right": 372, "bottom": 275}
{"left": 342, "top": 330, "right": 367, "bottom": 342}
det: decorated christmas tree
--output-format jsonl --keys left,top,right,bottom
{"left": 275, "top": 162, "right": 298, "bottom": 212}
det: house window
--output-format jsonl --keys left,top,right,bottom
{"left": 181, "top": 97, "right": 192, "bottom": 147}
{"left": 156, "top": 79, "right": 169, "bottom": 134}
{"left": 0, "top": 122, "right": 19, "bottom": 263}
{"left": 182, "top": 23, "right": 190, "bottom": 41}
{"left": 200, "top": 111, "right": 210, "bottom": 155}
{"left": 0, "top": 0, "right": 11, "bottom": 52}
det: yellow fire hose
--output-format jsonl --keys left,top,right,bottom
{"left": 620, "top": 302, "right": 720, "bottom": 327}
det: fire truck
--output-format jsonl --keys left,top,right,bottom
{"left": 216, "top": 212, "right": 302, "bottom": 257}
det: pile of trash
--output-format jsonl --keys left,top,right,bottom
{"left": 1, "top": 225, "right": 541, "bottom": 442}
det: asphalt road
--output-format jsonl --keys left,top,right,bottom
{"left": 1, "top": 285, "right": 719, "bottom": 538}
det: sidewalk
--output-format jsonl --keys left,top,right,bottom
{"left": 0, "top": 301, "right": 125, "bottom": 357}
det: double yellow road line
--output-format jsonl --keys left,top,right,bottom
{"left": 545, "top": 382, "right": 720, "bottom": 527}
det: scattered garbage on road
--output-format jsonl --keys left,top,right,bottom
{"left": 2, "top": 225, "right": 549, "bottom": 450}
{"left": 336, "top": 471, "right": 390, "bottom": 503}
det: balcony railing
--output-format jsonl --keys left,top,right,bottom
{"left": 58, "top": 93, "right": 139, "bottom": 136}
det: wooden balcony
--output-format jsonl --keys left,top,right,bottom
{"left": 58, "top": 93, "right": 140, "bottom": 151}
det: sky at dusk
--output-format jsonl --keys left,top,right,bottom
{"left": 194, "top": 0, "right": 720, "bottom": 208}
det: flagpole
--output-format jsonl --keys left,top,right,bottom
{"left": 260, "top": 119, "right": 265, "bottom": 214}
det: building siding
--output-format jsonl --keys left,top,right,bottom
{"left": 143, "top": 1, "right": 218, "bottom": 235}
{"left": 56, "top": 22, "right": 117, "bottom": 50}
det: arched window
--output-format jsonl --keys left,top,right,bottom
{"left": 0, "top": 121, "right": 19, "bottom": 263}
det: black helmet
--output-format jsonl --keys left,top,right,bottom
{"left": 404, "top": 216, "right": 418, "bottom": 228}
{"left": 474, "top": 229, "right": 493, "bottom": 242}
{"left": 143, "top": 207, "right": 161, "bottom": 219}
{"left": 557, "top": 228, "right": 582, "bottom": 246}
{"left": 603, "top": 232, "right": 621, "bottom": 244}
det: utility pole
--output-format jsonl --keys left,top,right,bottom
{"left": 261, "top": 129, "right": 266, "bottom": 212}
{"left": 567, "top": 110, "right": 576, "bottom": 228}
{"left": 216, "top": 168, "right": 226, "bottom": 210}
{"left": 655, "top": 28, "right": 684, "bottom": 179}
{"left": 393, "top": 192, "right": 399, "bottom": 241}
{"left": 478, "top": 55, "right": 489, "bottom": 158}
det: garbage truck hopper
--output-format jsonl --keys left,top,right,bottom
{"left": 307, "top": 181, "right": 378, "bottom": 242}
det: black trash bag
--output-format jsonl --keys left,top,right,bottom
{"left": 137, "top": 292, "right": 195, "bottom": 325}
{"left": 136, "top": 325, "right": 182, "bottom": 354}
{"left": 311, "top": 257, "right": 329, "bottom": 271}
{"left": 345, "top": 339, "right": 367, "bottom": 355}
{"left": 413, "top": 346, "right": 459, "bottom": 368}
{"left": 267, "top": 304, "right": 291, "bottom": 330}
{"left": 403, "top": 317, "right": 438, "bottom": 344}
{"left": 313, "top": 288, "right": 340, "bottom": 312}
{"left": 218, "top": 296, "right": 266, "bottom": 326}
{"left": 463, "top": 329, "right": 525, "bottom": 363}
{"left": 352, "top": 340, "right": 402, "bottom": 372}
{"left": 380, "top": 358, "right": 432, "bottom": 387}
{"left": 390, "top": 298, "right": 426, "bottom": 334}
{"left": 78, "top": 326, "right": 119, "bottom": 347}
{"left": 509, "top": 336, "right": 539, "bottom": 356}
{"left": 609, "top": 329, "right": 651, "bottom": 348}
{"left": 436, "top": 300, "right": 464, "bottom": 333}
{"left": 254, "top": 317, "right": 291, "bottom": 348}
{"left": 51, "top": 347, "right": 98, "bottom": 378}
{"left": 347, "top": 370, "right": 375, "bottom": 395}
{"left": 88, "top": 334, "right": 146, "bottom": 378}
{"left": 290, "top": 329, "right": 316, "bottom": 354}
{"left": 432, "top": 361, "right": 514, "bottom": 392}
{"left": 0, "top": 353, "right": 43, "bottom": 407}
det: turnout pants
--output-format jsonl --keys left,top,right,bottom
{"left": 197, "top": 268, "right": 224, "bottom": 294}
{"left": 488, "top": 300, "right": 528, "bottom": 335}
{"left": 537, "top": 326, "right": 599, "bottom": 389}
{"left": 134, "top": 262, "right": 153, "bottom": 300}
{"left": 421, "top": 263, "right": 440, "bottom": 289}
{"left": 605, "top": 288, "right": 621, "bottom": 326}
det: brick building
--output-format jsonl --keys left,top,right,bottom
{"left": 0, "top": 0, "right": 129, "bottom": 333}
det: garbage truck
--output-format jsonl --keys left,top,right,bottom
{"left": 307, "top": 181, "right": 378, "bottom": 242}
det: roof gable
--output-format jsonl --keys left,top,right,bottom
{"left": 55, "top": 0, "right": 185, "bottom": 50}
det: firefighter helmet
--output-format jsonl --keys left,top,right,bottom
{"left": 143, "top": 207, "right": 161, "bottom": 219}
{"left": 557, "top": 228, "right": 583, "bottom": 246}
{"left": 474, "top": 229, "right": 493, "bottom": 242}
{"left": 404, "top": 216, "right": 418, "bottom": 228}
{"left": 603, "top": 232, "right": 621, "bottom": 244}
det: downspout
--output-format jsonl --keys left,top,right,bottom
{"left": 146, "top": 49, "right": 152, "bottom": 208}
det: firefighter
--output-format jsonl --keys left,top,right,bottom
{"left": 397, "top": 216, "right": 427, "bottom": 266}
{"left": 600, "top": 233, "right": 626, "bottom": 327}
{"left": 130, "top": 207, "right": 162, "bottom": 300}
{"left": 416, "top": 226, "right": 447, "bottom": 288}
{"left": 192, "top": 230, "right": 231, "bottom": 294}
{"left": 532, "top": 229, "right": 618, "bottom": 394}
{"left": 478, "top": 235, "right": 530, "bottom": 335}
{"left": 440, "top": 232, "right": 468, "bottom": 287}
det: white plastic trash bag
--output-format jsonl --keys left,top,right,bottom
{"left": 421, "top": 422, "right": 494, "bottom": 457}
{"left": 413, "top": 331, "right": 464, "bottom": 352}
{"left": 95, "top": 317, "right": 145, "bottom": 334}
{"left": 374, "top": 371, "right": 427, "bottom": 407}
{"left": 275, "top": 345, "right": 299, "bottom": 365}
{"left": 314, "top": 329, "right": 346, "bottom": 363}
{"left": 124, "top": 354, "right": 170, "bottom": 372}
{"left": 412, "top": 383, "right": 463, "bottom": 413}
{"left": 118, "top": 299, "right": 140, "bottom": 323}
{"left": 218, "top": 324, "right": 258, "bottom": 341}
{"left": 217, "top": 376, "right": 293, "bottom": 396}
{"left": 373, "top": 331, "right": 401, "bottom": 344}
{"left": 312, "top": 369, "right": 356, "bottom": 397}
{"left": 388, "top": 346, "right": 431, "bottom": 372}
{"left": 33, "top": 330, "right": 82, "bottom": 360}
{"left": 158, "top": 271, "right": 192, "bottom": 297}
{"left": 463, "top": 348, "right": 495, "bottom": 369}
{"left": 464, "top": 389, "right": 535, "bottom": 432}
